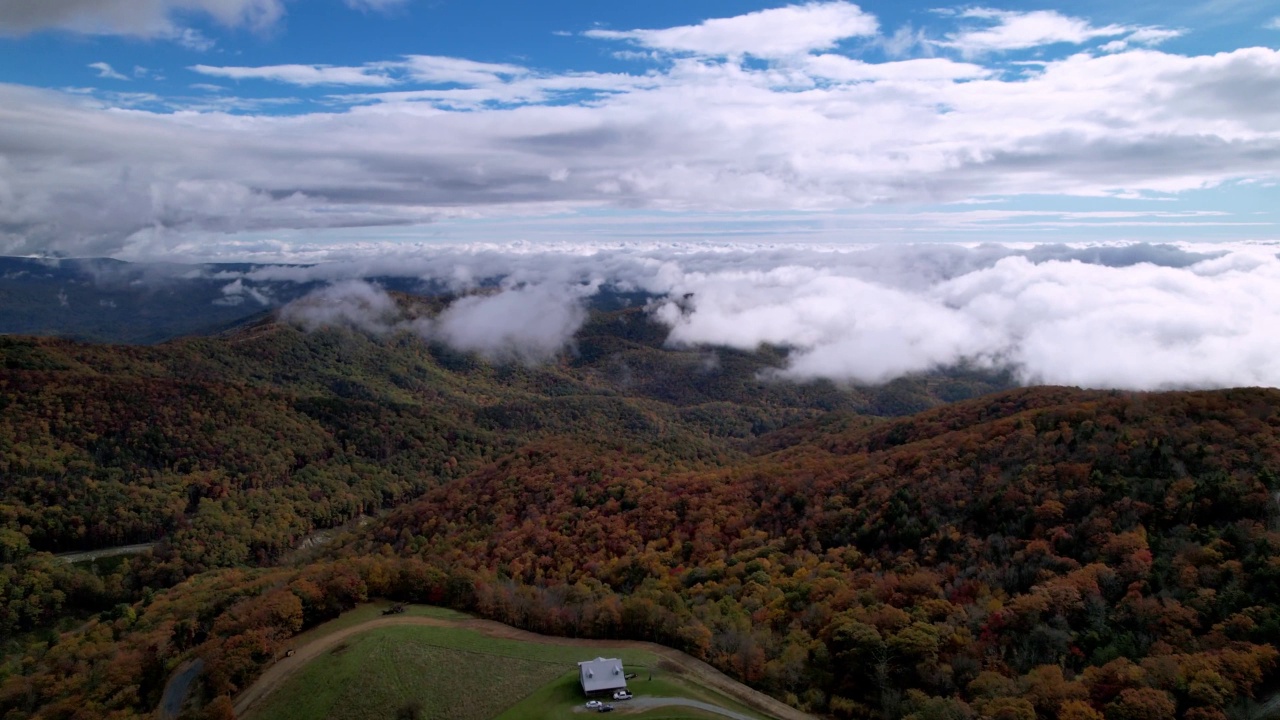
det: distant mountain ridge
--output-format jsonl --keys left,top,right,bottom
{"left": 0, "top": 256, "right": 681, "bottom": 345}
{"left": 0, "top": 256, "right": 461, "bottom": 343}
{"left": 0, "top": 256, "right": 300, "bottom": 343}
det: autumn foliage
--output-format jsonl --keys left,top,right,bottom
{"left": 2, "top": 315, "right": 1279, "bottom": 719}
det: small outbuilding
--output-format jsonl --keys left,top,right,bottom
{"left": 578, "top": 657, "right": 627, "bottom": 697}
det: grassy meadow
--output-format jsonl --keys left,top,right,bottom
{"left": 495, "top": 670, "right": 767, "bottom": 720}
{"left": 246, "top": 606, "right": 769, "bottom": 720}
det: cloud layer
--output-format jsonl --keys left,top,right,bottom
{"left": 265, "top": 242, "right": 1280, "bottom": 391}
{"left": 0, "top": 0, "right": 282, "bottom": 38}
{"left": 936, "top": 8, "right": 1128, "bottom": 54}
{"left": 584, "top": 2, "right": 879, "bottom": 58}
{"left": 0, "top": 2, "right": 1274, "bottom": 258}
{"left": 280, "top": 276, "right": 595, "bottom": 364}
{"left": 3, "top": 43, "right": 1279, "bottom": 258}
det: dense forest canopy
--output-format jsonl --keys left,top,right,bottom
{"left": 1, "top": 293, "right": 1277, "bottom": 720}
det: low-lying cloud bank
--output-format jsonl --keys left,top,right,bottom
{"left": 270, "top": 242, "right": 1280, "bottom": 390}
{"left": 279, "top": 277, "right": 594, "bottom": 364}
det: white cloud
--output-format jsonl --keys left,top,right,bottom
{"left": 805, "top": 55, "right": 989, "bottom": 82}
{"left": 188, "top": 55, "right": 530, "bottom": 89}
{"left": 0, "top": 0, "right": 284, "bottom": 39}
{"left": 880, "top": 23, "right": 931, "bottom": 59}
{"left": 930, "top": 252, "right": 1280, "bottom": 389}
{"left": 3, "top": 37, "right": 1280, "bottom": 258}
{"left": 333, "top": 69, "right": 656, "bottom": 108}
{"left": 216, "top": 277, "right": 269, "bottom": 305}
{"left": 280, "top": 278, "right": 588, "bottom": 364}
{"left": 585, "top": 2, "right": 878, "bottom": 58}
{"left": 345, "top": 0, "right": 407, "bottom": 12}
{"left": 1267, "top": 17, "right": 1280, "bottom": 30}
{"left": 937, "top": 8, "right": 1129, "bottom": 54}
{"left": 653, "top": 267, "right": 995, "bottom": 384}
{"left": 435, "top": 283, "right": 591, "bottom": 364}
{"left": 400, "top": 55, "right": 527, "bottom": 85}
{"left": 280, "top": 280, "right": 406, "bottom": 334}
{"left": 1100, "top": 27, "right": 1185, "bottom": 53}
{"left": 191, "top": 63, "right": 399, "bottom": 87}
{"left": 1127, "top": 27, "right": 1185, "bottom": 45}
{"left": 174, "top": 27, "right": 216, "bottom": 51}
{"left": 89, "top": 61, "right": 128, "bottom": 80}
{"left": 256, "top": 242, "right": 1280, "bottom": 390}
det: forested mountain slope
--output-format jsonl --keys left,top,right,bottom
{"left": 347, "top": 387, "right": 1280, "bottom": 718}
{"left": 2, "top": 296, "right": 1276, "bottom": 720}
{"left": 0, "top": 301, "right": 1008, "bottom": 558}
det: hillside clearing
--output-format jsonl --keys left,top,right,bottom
{"left": 236, "top": 606, "right": 809, "bottom": 720}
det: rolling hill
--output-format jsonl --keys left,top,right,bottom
{"left": 1, "top": 290, "right": 1277, "bottom": 720}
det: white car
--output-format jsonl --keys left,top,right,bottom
{"left": 586, "top": 700, "right": 603, "bottom": 709}
{"left": 612, "top": 690, "right": 633, "bottom": 701}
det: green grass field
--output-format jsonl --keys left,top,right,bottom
{"left": 495, "top": 670, "right": 763, "bottom": 720}
{"left": 247, "top": 606, "right": 769, "bottom": 720}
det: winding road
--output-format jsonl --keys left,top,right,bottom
{"left": 232, "top": 612, "right": 814, "bottom": 720}
{"left": 157, "top": 659, "right": 203, "bottom": 720}
{"left": 55, "top": 542, "right": 156, "bottom": 563}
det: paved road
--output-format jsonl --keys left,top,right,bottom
{"left": 1255, "top": 691, "right": 1280, "bottom": 720}
{"left": 232, "top": 611, "right": 814, "bottom": 720}
{"left": 157, "top": 658, "right": 203, "bottom": 720}
{"left": 55, "top": 542, "right": 156, "bottom": 564}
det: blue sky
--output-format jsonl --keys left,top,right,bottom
{"left": 1, "top": 0, "right": 1278, "bottom": 260}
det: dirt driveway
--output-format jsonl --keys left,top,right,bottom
{"left": 233, "top": 612, "right": 814, "bottom": 720}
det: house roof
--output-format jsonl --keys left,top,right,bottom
{"left": 578, "top": 657, "right": 627, "bottom": 693}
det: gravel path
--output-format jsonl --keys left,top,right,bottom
{"left": 623, "top": 696, "right": 761, "bottom": 720}
{"left": 231, "top": 611, "right": 814, "bottom": 720}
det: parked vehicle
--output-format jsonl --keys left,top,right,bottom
{"left": 612, "top": 690, "right": 633, "bottom": 700}
{"left": 585, "top": 700, "right": 602, "bottom": 709}
{"left": 598, "top": 705, "right": 614, "bottom": 713}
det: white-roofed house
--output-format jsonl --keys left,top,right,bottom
{"left": 578, "top": 657, "right": 627, "bottom": 697}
